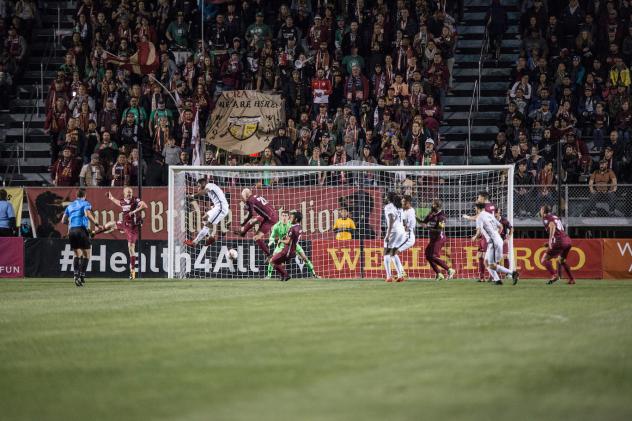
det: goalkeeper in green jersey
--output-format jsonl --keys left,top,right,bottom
{"left": 266, "top": 210, "right": 319, "bottom": 278}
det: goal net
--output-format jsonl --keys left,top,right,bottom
{"left": 167, "top": 163, "right": 514, "bottom": 280}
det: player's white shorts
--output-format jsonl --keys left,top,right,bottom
{"left": 485, "top": 239, "right": 504, "bottom": 264}
{"left": 396, "top": 232, "right": 415, "bottom": 252}
{"left": 206, "top": 206, "right": 229, "bottom": 225}
{"left": 384, "top": 229, "right": 406, "bottom": 249}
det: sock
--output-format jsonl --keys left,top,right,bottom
{"left": 255, "top": 239, "right": 270, "bottom": 257}
{"left": 80, "top": 257, "right": 88, "bottom": 276}
{"left": 205, "top": 235, "right": 216, "bottom": 246}
{"left": 193, "top": 226, "right": 210, "bottom": 244}
{"left": 73, "top": 257, "right": 80, "bottom": 276}
{"left": 130, "top": 255, "right": 136, "bottom": 272}
{"left": 433, "top": 257, "right": 450, "bottom": 272}
{"left": 478, "top": 257, "right": 486, "bottom": 278}
{"left": 543, "top": 259, "right": 556, "bottom": 276}
{"left": 305, "top": 259, "right": 315, "bottom": 274}
{"left": 487, "top": 267, "right": 500, "bottom": 281}
{"left": 266, "top": 263, "right": 273, "bottom": 277}
{"left": 274, "top": 263, "right": 287, "bottom": 278}
{"left": 392, "top": 255, "right": 404, "bottom": 277}
{"left": 384, "top": 255, "right": 392, "bottom": 278}
{"left": 495, "top": 265, "right": 512, "bottom": 275}
{"left": 561, "top": 261, "right": 574, "bottom": 281}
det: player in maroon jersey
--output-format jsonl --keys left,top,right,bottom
{"left": 495, "top": 209, "right": 513, "bottom": 270}
{"left": 462, "top": 191, "right": 497, "bottom": 282}
{"left": 540, "top": 204, "right": 575, "bottom": 285}
{"left": 420, "top": 200, "right": 456, "bottom": 280}
{"left": 235, "top": 188, "right": 279, "bottom": 258}
{"left": 93, "top": 187, "right": 148, "bottom": 279}
{"left": 270, "top": 211, "right": 303, "bottom": 281}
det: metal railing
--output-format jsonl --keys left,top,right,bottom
{"left": 2, "top": 27, "right": 57, "bottom": 185}
{"left": 465, "top": 26, "right": 489, "bottom": 165}
{"left": 513, "top": 184, "right": 632, "bottom": 227}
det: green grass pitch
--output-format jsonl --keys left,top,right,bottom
{"left": 1, "top": 278, "right": 632, "bottom": 421}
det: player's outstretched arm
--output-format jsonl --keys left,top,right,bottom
{"left": 547, "top": 222, "right": 556, "bottom": 248}
{"left": 462, "top": 214, "right": 476, "bottom": 222}
{"left": 107, "top": 191, "right": 122, "bottom": 207}
{"left": 85, "top": 209, "right": 100, "bottom": 229}
{"left": 471, "top": 228, "right": 481, "bottom": 242}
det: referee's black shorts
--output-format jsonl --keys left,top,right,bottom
{"left": 69, "top": 227, "right": 91, "bottom": 250}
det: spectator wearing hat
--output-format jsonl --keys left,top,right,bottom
{"left": 166, "top": 12, "right": 190, "bottom": 49}
{"left": 307, "top": 15, "right": 328, "bottom": 52}
{"left": 270, "top": 127, "right": 294, "bottom": 165}
{"left": 80, "top": 154, "right": 105, "bottom": 187}
{"left": 587, "top": 159, "right": 618, "bottom": 215}
{"left": 344, "top": 65, "right": 369, "bottom": 115}
{"left": 246, "top": 12, "right": 272, "bottom": 50}
{"left": 419, "top": 138, "right": 441, "bottom": 166}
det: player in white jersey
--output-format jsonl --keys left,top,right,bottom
{"left": 398, "top": 194, "right": 416, "bottom": 253}
{"left": 472, "top": 203, "right": 519, "bottom": 285}
{"left": 383, "top": 192, "right": 407, "bottom": 282}
{"left": 184, "top": 177, "right": 230, "bottom": 247}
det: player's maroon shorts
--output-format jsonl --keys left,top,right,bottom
{"left": 270, "top": 249, "right": 294, "bottom": 265}
{"left": 478, "top": 237, "right": 487, "bottom": 253}
{"left": 116, "top": 221, "right": 139, "bottom": 243}
{"left": 546, "top": 237, "right": 572, "bottom": 259}
{"left": 425, "top": 237, "right": 446, "bottom": 260}
{"left": 256, "top": 216, "right": 277, "bottom": 236}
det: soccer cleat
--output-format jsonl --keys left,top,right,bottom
{"left": 567, "top": 279, "right": 576, "bottom": 285}
{"left": 385, "top": 277, "right": 394, "bottom": 283}
{"left": 493, "top": 280, "right": 503, "bottom": 285}
{"left": 204, "top": 236, "right": 216, "bottom": 247}
{"left": 435, "top": 273, "right": 445, "bottom": 281}
{"left": 183, "top": 239, "right": 196, "bottom": 247}
{"left": 74, "top": 275, "right": 82, "bottom": 287}
{"left": 313, "top": 274, "right": 321, "bottom": 279}
{"left": 396, "top": 276, "right": 406, "bottom": 283}
{"left": 477, "top": 278, "right": 485, "bottom": 283}
{"left": 129, "top": 270, "right": 136, "bottom": 280}
{"left": 512, "top": 271, "right": 520, "bottom": 285}
{"left": 546, "top": 277, "right": 559, "bottom": 285}
{"left": 447, "top": 268, "right": 456, "bottom": 279}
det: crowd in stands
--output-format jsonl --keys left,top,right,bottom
{"left": 491, "top": 0, "right": 632, "bottom": 216}
{"left": 28, "top": 0, "right": 463, "bottom": 188}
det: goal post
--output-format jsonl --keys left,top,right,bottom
{"left": 167, "top": 163, "right": 514, "bottom": 280}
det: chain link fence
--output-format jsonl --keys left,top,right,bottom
{"left": 513, "top": 184, "right": 632, "bottom": 227}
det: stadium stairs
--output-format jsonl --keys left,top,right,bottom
{"left": 440, "top": 0, "right": 520, "bottom": 165}
{"left": 0, "top": 1, "right": 73, "bottom": 187}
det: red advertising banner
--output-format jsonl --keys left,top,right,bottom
{"left": 26, "top": 186, "right": 384, "bottom": 242}
{"left": 602, "top": 239, "right": 632, "bottom": 279}
{"left": 311, "top": 238, "right": 604, "bottom": 279}
{"left": 0, "top": 237, "right": 24, "bottom": 278}
{"left": 26, "top": 187, "right": 168, "bottom": 240}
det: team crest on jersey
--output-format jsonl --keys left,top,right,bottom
{"left": 228, "top": 116, "right": 261, "bottom": 141}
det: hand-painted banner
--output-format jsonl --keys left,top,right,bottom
{"left": 206, "top": 90, "right": 285, "bottom": 155}
{"left": 0, "top": 237, "right": 24, "bottom": 278}
{"left": 311, "top": 239, "right": 603, "bottom": 279}
{"left": 602, "top": 239, "right": 632, "bottom": 279}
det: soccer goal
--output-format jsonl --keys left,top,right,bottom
{"left": 167, "top": 163, "right": 514, "bottom": 280}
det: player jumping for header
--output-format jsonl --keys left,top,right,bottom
{"left": 462, "top": 191, "right": 497, "bottom": 282}
{"left": 184, "top": 177, "right": 230, "bottom": 248}
{"left": 235, "top": 188, "right": 279, "bottom": 259}
{"left": 383, "top": 192, "right": 406, "bottom": 282}
{"left": 270, "top": 211, "right": 303, "bottom": 282}
{"left": 540, "top": 204, "right": 575, "bottom": 285}
{"left": 472, "top": 202, "right": 519, "bottom": 285}
{"left": 420, "top": 199, "right": 456, "bottom": 280}
{"left": 94, "top": 187, "right": 148, "bottom": 279}
{"left": 265, "top": 210, "right": 319, "bottom": 279}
